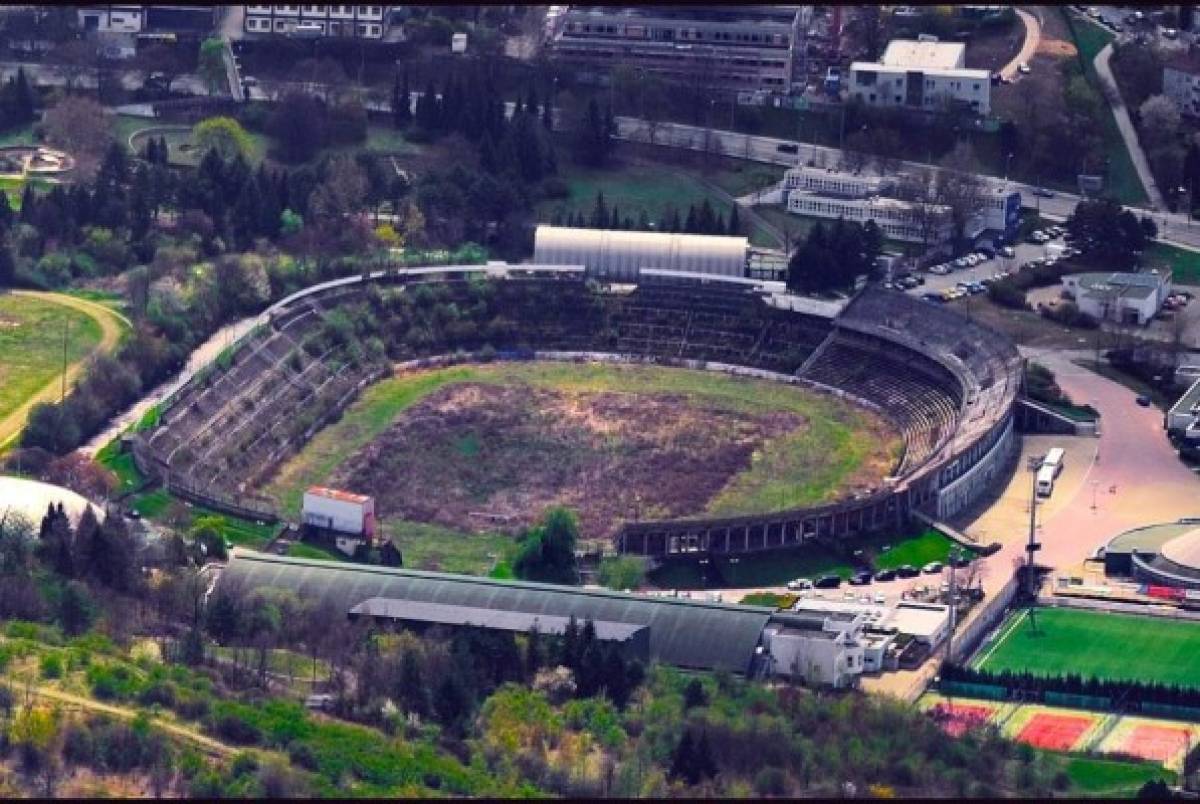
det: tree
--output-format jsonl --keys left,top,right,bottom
{"left": 683, "top": 678, "right": 708, "bottom": 710}
{"left": 572, "top": 98, "right": 614, "bottom": 168}
{"left": 198, "top": 38, "right": 227, "bottom": 95}
{"left": 513, "top": 507, "right": 580, "bottom": 585}
{"left": 0, "top": 235, "right": 14, "bottom": 287}
{"left": 392, "top": 70, "right": 412, "bottom": 129}
{"left": 53, "top": 40, "right": 95, "bottom": 92}
{"left": 597, "top": 556, "right": 646, "bottom": 591}
{"left": 936, "top": 142, "right": 987, "bottom": 252}
{"left": 58, "top": 581, "right": 93, "bottom": 637}
{"left": 42, "top": 97, "right": 115, "bottom": 173}
{"left": 310, "top": 155, "right": 368, "bottom": 222}
{"left": 267, "top": 92, "right": 327, "bottom": 163}
{"left": 192, "top": 117, "right": 253, "bottom": 162}
{"left": 1139, "top": 95, "right": 1181, "bottom": 151}
{"left": 138, "top": 43, "right": 184, "bottom": 93}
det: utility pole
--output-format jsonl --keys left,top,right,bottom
{"left": 1025, "top": 454, "right": 1043, "bottom": 599}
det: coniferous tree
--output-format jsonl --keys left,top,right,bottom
{"left": 728, "top": 204, "right": 741, "bottom": 235}
{"left": 590, "top": 191, "right": 608, "bottom": 229}
{"left": 0, "top": 189, "right": 13, "bottom": 232}
{"left": 684, "top": 204, "right": 698, "bottom": 233}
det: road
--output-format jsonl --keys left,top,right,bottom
{"left": 1000, "top": 8, "right": 1042, "bottom": 80}
{"left": 0, "top": 292, "right": 129, "bottom": 451}
{"left": 1094, "top": 41, "right": 1165, "bottom": 210}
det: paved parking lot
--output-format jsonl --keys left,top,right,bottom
{"left": 893, "top": 227, "right": 1070, "bottom": 300}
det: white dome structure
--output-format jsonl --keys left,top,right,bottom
{"left": 0, "top": 475, "right": 105, "bottom": 530}
{"left": 533, "top": 225, "right": 749, "bottom": 281}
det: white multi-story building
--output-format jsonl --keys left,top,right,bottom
{"left": 244, "top": 4, "right": 390, "bottom": 39}
{"left": 1164, "top": 52, "right": 1200, "bottom": 118}
{"left": 761, "top": 611, "right": 866, "bottom": 688}
{"left": 849, "top": 39, "right": 991, "bottom": 116}
{"left": 783, "top": 166, "right": 895, "bottom": 198}
{"left": 77, "top": 4, "right": 216, "bottom": 34}
{"left": 786, "top": 189, "right": 953, "bottom": 244}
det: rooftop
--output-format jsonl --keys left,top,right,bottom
{"left": 1105, "top": 521, "right": 1197, "bottom": 556}
{"left": 880, "top": 39, "right": 966, "bottom": 70}
{"left": 218, "top": 550, "right": 774, "bottom": 674}
{"left": 306, "top": 486, "right": 372, "bottom": 504}
{"left": 890, "top": 602, "right": 950, "bottom": 640}
{"left": 349, "top": 598, "right": 649, "bottom": 641}
{"left": 564, "top": 5, "right": 802, "bottom": 27}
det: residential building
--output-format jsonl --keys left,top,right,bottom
{"left": 546, "top": 5, "right": 805, "bottom": 93}
{"left": 1163, "top": 51, "right": 1200, "bottom": 117}
{"left": 244, "top": 4, "right": 390, "bottom": 39}
{"left": 77, "top": 4, "right": 216, "bottom": 34}
{"left": 783, "top": 165, "right": 895, "bottom": 198}
{"left": 849, "top": 39, "right": 992, "bottom": 116}
{"left": 1061, "top": 270, "right": 1173, "bottom": 326}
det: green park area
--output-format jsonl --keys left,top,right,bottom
{"left": 0, "top": 293, "right": 102, "bottom": 426}
{"left": 975, "top": 607, "right": 1200, "bottom": 687}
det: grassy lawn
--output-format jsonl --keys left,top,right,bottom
{"left": 537, "top": 161, "right": 742, "bottom": 231}
{"left": 285, "top": 541, "right": 347, "bottom": 561}
{"left": 1060, "top": 755, "right": 1175, "bottom": 797}
{"left": 124, "top": 486, "right": 278, "bottom": 550}
{"left": 269, "top": 361, "right": 898, "bottom": 523}
{"left": 869, "top": 529, "right": 969, "bottom": 571}
{"left": 384, "top": 519, "right": 516, "bottom": 576}
{"left": 648, "top": 527, "right": 967, "bottom": 589}
{"left": 1062, "top": 10, "right": 1148, "bottom": 206}
{"left": 0, "top": 293, "right": 103, "bottom": 425}
{"left": 1071, "top": 359, "right": 1173, "bottom": 410}
{"left": 1144, "top": 241, "right": 1200, "bottom": 286}
{"left": 975, "top": 607, "right": 1200, "bottom": 687}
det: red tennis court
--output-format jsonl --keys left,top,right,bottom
{"left": 1016, "top": 713, "right": 1095, "bottom": 751}
{"left": 931, "top": 702, "right": 996, "bottom": 737}
{"left": 1119, "top": 725, "right": 1191, "bottom": 764}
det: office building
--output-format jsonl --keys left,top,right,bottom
{"left": 1061, "top": 270, "right": 1173, "bottom": 326}
{"left": 244, "top": 4, "right": 390, "bottom": 39}
{"left": 849, "top": 39, "right": 991, "bottom": 116}
{"left": 547, "top": 6, "right": 804, "bottom": 93}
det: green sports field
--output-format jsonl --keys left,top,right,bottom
{"left": 975, "top": 607, "right": 1200, "bottom": 688}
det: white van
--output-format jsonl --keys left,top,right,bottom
{"left": 1043, "top": 447, "right": 1065, "bottom": 478}
{"left": 1036, "top": 464, "right": 1056, "bottom": 497}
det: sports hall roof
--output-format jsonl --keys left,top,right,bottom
{"left": 533, "top": 226, "right": 749, "bottom": 282}
{"left": 218, "top": 551, "right": 773, "bottom": 673}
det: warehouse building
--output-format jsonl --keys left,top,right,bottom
{"left": 217, "top": 551, "right": 775, "bottom": 674}
{"left": 849, "top": 39, "right": 992, "bottom": 116}
{"left": 532, "top": 226, "right": 749, "bottom": 282}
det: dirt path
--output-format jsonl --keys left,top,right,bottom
{"left": 1000, "top": 8, "right": 1042, "bottom": 80}
{"left": 0, "top": 291, "right": 129, "bottom": 451}
{"left": 30, "top": 685, "right": 235, "bottom": 758}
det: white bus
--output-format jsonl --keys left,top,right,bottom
{"left": 1036, "top": 464, "right": 1056, "bottom": 497}
{"left": 1043, "top": 447, "right": 1065, "bottom": 478}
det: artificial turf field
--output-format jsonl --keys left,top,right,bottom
{"left": 974, "top": 607, "right": 1200, "bottom": 688}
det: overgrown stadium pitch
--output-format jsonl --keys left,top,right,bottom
{"left": 974, "top": 607, "right": 1200, "bottom": 688}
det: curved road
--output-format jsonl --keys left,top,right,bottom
{"left": 1000, "top": 8, "right": 1042, "bottom": 81}
{"left": 0, "top": 291, "right": 129, "bottom": 451}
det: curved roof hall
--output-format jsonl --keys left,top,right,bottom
{"left": 533, "top": 226, "right": 748, "bottom": 281}
{"left": 217, "top": 550, "right": 774, "bottom": 674}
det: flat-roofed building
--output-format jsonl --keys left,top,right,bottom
{"left": 786, "top": 190, "right": 953, "bottom": 244}
{"left": 849, "top": 38, "right": 992, "bottom": 115}
{"left": 547, "top": 5, "right": 804, "bottom": 93}
{"left": 1061, "top": 270, "right": 1172, "bottom": 326}
{"left": 760, "top": 611, "right": 866, "bottom": 688}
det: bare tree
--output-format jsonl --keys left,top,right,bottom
{"left": 894, "top": 167, "right": 944, "bottom": 253}
{"left": 935, "top": 143, "right": 987, "bottom": 252}
{"left": 53, "top": 39, "right": 96, "bottom": 91}
{"left": 42, "top": 97, "right": 115, "bottom": 175}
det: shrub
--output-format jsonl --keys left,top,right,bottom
{"left": 213, "top": 713, "right": 262, "bottom": 745}
{"left": 38, "top": 653, "right": 63, "bottom": 679}
{"left": 754, "top": 766, "right": 788, "bottom": 796}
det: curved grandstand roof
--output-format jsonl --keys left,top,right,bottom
{"left": 1160, "top": 527, "right": 1200, "bottom": 569}
{"left": 533, "top": 226, "right": 748, "bottom": 281}
{"left": 218, "top": 551, "right": 773, "bottom": 674}
{"left": 1106, "top": 522, "right": 1197, "bottom": 556}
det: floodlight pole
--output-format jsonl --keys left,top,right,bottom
{"left": 1026, "top": 455, "right": 1042, "bottom": 600}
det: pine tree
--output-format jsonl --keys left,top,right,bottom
{"left": 12, "top": 68, "right": 34, "bottom": 123}
{"left": 684, "top": 204, "right": 698, "bottom": 233}
{"left": 698, "top": 199, "right": 716, "bottom": 234}
{"left": 609, "top": 204, "right": 621, "bottom": 230}
{"left": 637, "top": 209, "right": 650, "bottom": 231}
{"left": 18, "top": 184, "right": 35, "bottom": 224}
{"left": 728, "top": 204, "right": 741, "bottom": 235}
{"left": 0, "top": 235, "right": 16, "bottom": 288}
{"left": 0, "top": 189, "right": 13, "bottom": 231}
{"left": 590, "top": 191, "right": 608, "bottom": 229}
{"left": 541, "top": 94, "right": 554, "bottom": 132}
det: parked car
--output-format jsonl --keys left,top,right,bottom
{"left": 873, "top": 592, "right": 887, "bottom": 604}
{"left": 1000, "top": 246, "right": 1015, "bottom": 258}
{"left": 1018, "top": 62, "right": 1031, "bottom": 74}
{"left": 922, "top": 561, "right": 944, "bottom": 574}
{"left": 897, "top": 564, "right": 920, "bottom": 578}
{"left": 814, "top": 574, "right": 842, "bottom": 589}
{"left": 874, "top": 568, "right": 897, "bottom": 582}
{"left": 776, "top": 142, "right": 800, "bottom": 154}
{"left": 1136, "top": 395, "right": 1152, "bottom": 407}
{"left": 922, "top": 292, "right": 944, "bottom": 303}
{"left": 850, "top": 571, "right": 873, "bottom": 586}
{"left": 1033, "top": 187, "right": 1055, "bottom": 198}
{"left": 786, "top": 578, "right": 813, "bottom": 591}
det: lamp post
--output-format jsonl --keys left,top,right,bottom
{"left": 1091, "top": 479, "right": 1100, "bottom": 511}
{"left": 1004, "top": 151, "right": 1014, "bottom": 183}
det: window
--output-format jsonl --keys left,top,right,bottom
{"left": 357, "top": 22, "right": 366, "bottom": 34}
{"left": 369, "top": 23, "right": 379, "bottom": 35}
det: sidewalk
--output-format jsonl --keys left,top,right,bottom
{"left": 1094, "top": 42, "right": 1165, "bottom": 211}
